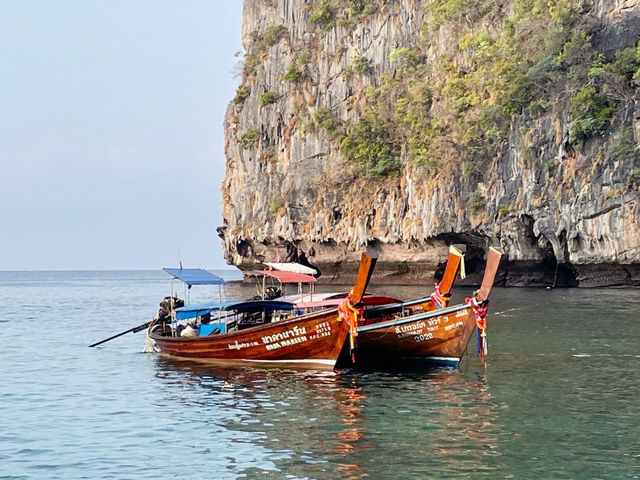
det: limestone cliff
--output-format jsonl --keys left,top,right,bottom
{"left": 220, "top": 0, "right": 640, "bottom": 286}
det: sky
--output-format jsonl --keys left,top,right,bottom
{"left": 0, "top": 1, "right": 244, "bottom": 270}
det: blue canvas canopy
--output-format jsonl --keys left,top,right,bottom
{"left": 163, "top": 268, "right": 225, "bottom": 286}
{"left": 174, "top": 301, "right": 235, "bottom": 320}
{"left": 175, "top": 300, "right": 294, "bottom": 320}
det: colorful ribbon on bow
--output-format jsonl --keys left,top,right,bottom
{"left": 430, "top": 283, "right": 450, "bottom": 309}
{"left": 466, "top": 296, "right": 490, "bottom": 362}
{"left": 338, "top": 290, "right": 363, "bottom": 363}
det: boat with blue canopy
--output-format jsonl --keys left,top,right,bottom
{"left": 146, "top": 251, "right": 379, "bottom": 367}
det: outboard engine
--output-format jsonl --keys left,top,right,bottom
{"left": 264, "top": 286, "right": 281, "bottom": 300}
{"left": 157, "top": 296, "right": 184, "bottom": 322}
{"left": 247, "top": 286, "right": 281, "bottom": 301}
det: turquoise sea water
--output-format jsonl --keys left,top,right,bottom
{"left": 1, "top": 270, "right": 639, "bottom": 479}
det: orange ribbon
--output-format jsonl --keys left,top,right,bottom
{"left": 338, "top": 291, "right": 363, "bottom": 362}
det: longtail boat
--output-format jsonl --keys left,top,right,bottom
{"left": 336, "top": 247, "right": 502, "bottom": 367}
{"left": 146, "top": 250, "right": 378, "bottom": 367}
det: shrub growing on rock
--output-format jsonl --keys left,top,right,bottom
{"left": 259, "top": 90, "right": 278, "bottom": 106}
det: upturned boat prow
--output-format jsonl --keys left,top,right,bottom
{"left": 476, "top": 246, "right": 503, "bottom": 302}
{"left": 438, "top": 245, "right": 465, "bottom": 295}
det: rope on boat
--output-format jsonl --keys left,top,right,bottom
{"left": 361, "top": 321, "right": 395, "bottom": 339}
{"left": 145, "top": 316, "right": 160, "bottom": 353}
{"left": 466, "top": 297, "right": 490, "bottom": 362}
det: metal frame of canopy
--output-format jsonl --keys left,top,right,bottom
{"left": 174, "top": 300, "right": 295, "bottom": 320}
{"left": 172, "top": 300, "right": 296, "bottom": 336}
{"left": 248, "top": 268, "right": 317, "bottom": 303}
{"left": 162, "top": 268, "right": 227, "bottom": 335}
{"left": 163, "top": 268, "right": 225, "bottom": 304}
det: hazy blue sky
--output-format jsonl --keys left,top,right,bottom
{"left": 0, "top": 1, "right": 244, "bottom": 270}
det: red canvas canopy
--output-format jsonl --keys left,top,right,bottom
{"left": 256, "top": 269, "right": 317, "bottom": 284}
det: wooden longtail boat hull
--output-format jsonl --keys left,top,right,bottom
{"left": 343, "top": 247, "right": 502, "bottom": 367}
{"left": 353, "top": 304, "right": 477, "bottom": 366}
{"left": 349, "top": 245, "right": 465, "bottom": 331}
{"left": 149, "top": 250, "right": 378, "bottom": 368}
{"left": 150, "top": 308, "right": 348, "bottom": 366}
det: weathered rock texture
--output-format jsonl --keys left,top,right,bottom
{"left": 220, "top": 0, "right": 640, "bottom": 286}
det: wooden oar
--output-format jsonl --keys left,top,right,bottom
{"left": 89, "top": 320, "right": 152, "bottom": 347}
{"left": 438, "top": 245, "right": 465, "bottom": 294}
{"left": 476, "top": 247, "right": 503, "bottom": 302}
{"left": 349, "top": 248, "right": 379, "bottom": 304}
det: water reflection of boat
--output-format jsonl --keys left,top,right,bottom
{"left": 152, "top": 359, "right": 502, "bottom": 479}
{"left": 153, "top": 359, "right": 371, "bottom": 479}
{"left": 147, "top": 252, "right": 377, "bottom": 368}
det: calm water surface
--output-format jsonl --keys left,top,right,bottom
{"left": 1, "top": 271, "right": 639, "bottom": 479}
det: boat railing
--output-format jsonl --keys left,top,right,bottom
{"left": 358, "top": 303, "right": 471, "bottom": 333}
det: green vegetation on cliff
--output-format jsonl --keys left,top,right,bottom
{"left": 239, "top": 129, "right": 259, "bottom": 149}
{"left": 310, "top": 0, "right": 380, "bottom": 30}
{"left": 259, "top": 90, "right": 279, "bottom": 106}
{"left": 234, "top": 85, "right": 251, "bottom": 104}
{"left": 309, "top": 0, "right": 638, "bottom": 180}
{"left": 234, "top": 0, "right": 639, "bottom": 187}
{"left": 340, "top": 113, "right": 402, "bottom": 177}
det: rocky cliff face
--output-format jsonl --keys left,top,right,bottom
{"left": 220, "top": 0, "right": 640, "bottom": 286}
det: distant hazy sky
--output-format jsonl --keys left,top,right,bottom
{"left": 0, "top": 1, "right": 243, "bottom": 270}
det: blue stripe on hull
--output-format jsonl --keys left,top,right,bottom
{"left": 339, "top": 355, "right": 461, "bottom": 370}
{"left": 422, "top": 356, "right": 460, "bottom": 367}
